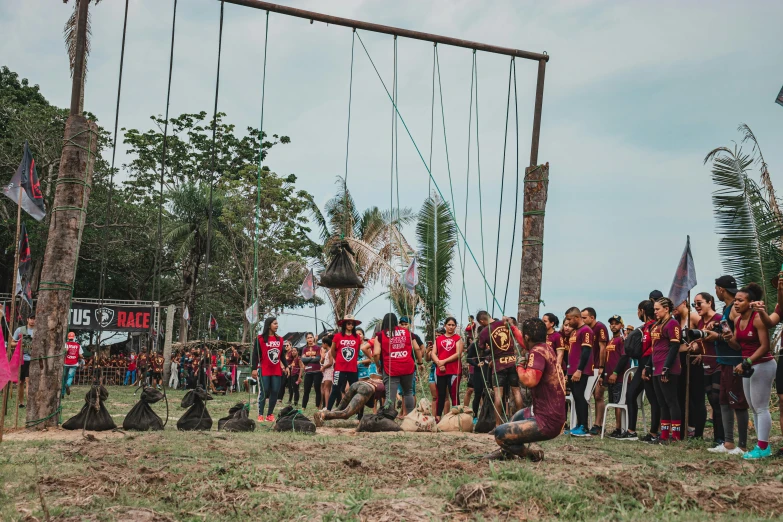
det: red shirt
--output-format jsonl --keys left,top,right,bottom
{"left": 333, "top": 332, "right": 360, "bottom": 373}
{"left": 435, "top": 334, "right": 460, "bottom": 376}
{"left": 735, "top": 311, "right": 773, "bottom": 365}
{"left": 525, "top": 343, "right": 566, "bottom": 437}
{"left": 64, "top": 341, "right": 81, "bottom": 367}
{"left": 567, "top": 325, "right": 593, "bottom": 376}
{"left": 377, "top": 327, "right": 414, "bottom": 377}
{"left": 257, "top": 334, "right": 283, "bottom": 376}
{"left": 641, "top": 320, "right": 655, "bottom": 357}
{"left": 651, "top": 319, "right": 681, "bottom": 376}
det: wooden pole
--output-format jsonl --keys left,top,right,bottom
{"left": 684, "top": 291, "right": 691, "bottom": 441}
{"left": 516, "top": 163, "right": 550, "bottom": 323}
{"left": 0, "top": 188, "right": 24, "bottom": 440}
{"left": 162, "top": 304, "right": 175, "bottom": 386}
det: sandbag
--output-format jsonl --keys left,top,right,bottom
{"left": 62, "top": 385, "right": 117, "bottom": 431}
{"left": 223, "top": 405, "right": 255, "bottom": 433}
{"left": 474, "top": 391, "right": 495, "bottom": 434}
{"left": 273, "top": 406, "right": 316, "bottom": 434}
{"left": 356, "top": 406, "right": 401, "bottom": 433}
{"left": 177, "top": 388, "right": 213, "bottom": 431}
{"left": 318, "top": 240, "right": 364, "bottom": 289}
{"left": 122, "top": 387, "right": 165, "bottom": 431}
{"left": 437, "top": 405, "right": 474, "bottom": 433}
{"left": 401, "top": 399, "right": 436, "bottom": 432}
{"left": 218, "top": 402, "right": 246, "bottom": 431}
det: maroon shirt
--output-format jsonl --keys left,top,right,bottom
{"left": 735, "top": 311, "right": 773, "bottom": 364}
{"left": 478, "top": 320, "right": 517, "bottom": 372}
{"left": 526, "top": 343, "right": 567, "bottom": 437}
{"left": 697, "top": 312, "right": 721, "bottom": 375}
{"left": 651, "top": 319, "right": 681, "bottom": 376}
{"left": 591, "top": 321, "right": 609, "bottom": 368}
{"left": 547, "top": 332, "right": 566, "bottom": 375}
{"left": 567, "top": 325, "right": 593, "bottom": 376}
{"left": 605, "top": 336, "right": 626, "bottom": 376}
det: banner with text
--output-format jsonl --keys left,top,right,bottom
{"left": 69, "top": 303, "right": 153, "bottom": 332}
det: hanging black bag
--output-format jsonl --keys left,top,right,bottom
{"left": 319, "top": 240, "right": 364, "bottom": 289}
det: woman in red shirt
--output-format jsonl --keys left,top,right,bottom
{"left": 327, "top": 314, "right": 362, "bottom": 410}
{"left": 372, "top": 313, "right": 423, "bottom": 414}
{"left": 251, "top": 317, "right": 284, "bottom": 422}
{"left": 729, "top": 283, "right": 775, "bottom": 459}
{"left": 432, "top": 317, "right": 464, "bottom": 420}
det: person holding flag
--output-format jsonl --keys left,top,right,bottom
{"left": 61, "top": 332, "right": 82, "bottom": 398}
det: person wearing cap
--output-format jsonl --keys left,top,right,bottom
{"left": 62, "top": 332, "right": 83, "bottom": 398}
{"left": 602, "top": 316, "right": 628, "bottom": 438}
{"left": 327, "top": 315, "right": 362, "bottom": 411}
{"left": 581, "top": 307, "right": 609, "bottom": 436}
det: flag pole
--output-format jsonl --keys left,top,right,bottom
{"left": 313, "top": 280, "right": 319, "bottom": 336}
{"left": 0, "top": 187, "right": 23, "bottom": 439}
{"left": 684, "top": 290, "right": 691, "bottom": 441}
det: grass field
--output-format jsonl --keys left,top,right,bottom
{"left": 2, "top": 385, "right": 783, "bottom": 521}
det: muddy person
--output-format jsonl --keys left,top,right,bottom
{"left": 252, "top": 317, "right": 285, "bottom": 422}
{"left": 581, "top": 307, "right": 609, "bottom": 436}
{"left": 477, "top": 311, "right": 524, "bottom": 428}
{"left": 313, "top": 375, "right": 386, "bottom": 427}
{"left": 327, "top": 315, "right": 362, "bottom": 410}
{"left": 565, "top": 307, "right": 594, "bottom": 437}
{"left": 355, "top": 328, "right": 378, "bottom": 418}
{"left": 485, "top": 318, "right": 566, "bottom": 461}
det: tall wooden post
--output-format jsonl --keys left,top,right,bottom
{"left": 162, "top": 304, "right": 175, "bottom": 385}
{"left": 517, "top": 163, "right": 549, "bottom": 322}
{"left": 26, "top": 0, "right": 96, "bottom": 429}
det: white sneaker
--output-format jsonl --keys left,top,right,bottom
{"left": 707, "top": 443, "right": 729, "bottom": 454}
{"left": 727, "top": 447, "right": 745, "bottom": 456}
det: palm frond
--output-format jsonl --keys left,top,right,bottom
{"left": 738, "top": 123, "right": 783, "bottom": 227}
{"left": 63, "top": 0, "right": 92, "bottom": 77}
{"left": 704, "top": 145, "right": 783, "bottom": 305}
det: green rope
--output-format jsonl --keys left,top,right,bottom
{"left": 29, "top": 353, "right": 64, "bottom": 361}
{"left": 522, "top": 210, "right": 545, "bottom": 216}
{"left": 25, "top": 406, "right": 62, "bottom": 428}
{"left": 459, "top": 52, "right": 475, "bottom": 324}
{"left": 54, "top": 178, "right": 92, "bottom": 189}
{"left": 51, "top": 206, "right": 88, "bottom": 213}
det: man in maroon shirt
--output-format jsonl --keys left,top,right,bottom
{"left": 477, "top": 311, "right": 524, "bottom": 427}
{"left": 582, "top": 307, "right": 609, "bottom": 436}
{"left": 567, "top": 307, "right": 594, "bottom": 437}
{"left": 485, "top": 318, "right": 566, "bottom": 461}
{"left": 603, "top": 315, "right": 627, "bottom": 438}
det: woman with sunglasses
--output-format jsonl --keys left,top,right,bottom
{"left": 327, "top": 315, "right": 362, "bottom": 410}
{"left": 691, "top": 293, "right": 724, "bottom": 447}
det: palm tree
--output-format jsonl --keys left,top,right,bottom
{"left": 310, "top": 177, "right": 415, "bottom": 323}
{"left": 416, "top": 194, "right": 457, "bottom": 342}
{"left": 63, "top": 0, "right": 102, "bottom": 114}
{"left": 704, "top": 124, "right": 783, "bottom": 307}
{"left": 164, "top": 182, "right": 226, "bottom": 340}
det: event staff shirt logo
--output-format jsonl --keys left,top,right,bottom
{"left": 268, "top": 348, "right": 280, "bottom": 364}
{"left": 341, "top": 346, "right": 356, "bottom": 362}
{"left": 490, "top": 327, "right": 510, "bottom": 351}
{"left": 95, "top": 307, "right": 115, "bottom": 329}
{"left": 441, "top": 337, "right": 455, "bottom": 351}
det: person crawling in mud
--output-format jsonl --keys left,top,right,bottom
{"left": 313, "top": 374, "right": 385, "bottom": 427}
{"left": 485, "top": 317, "right": 566, "bottom": 461}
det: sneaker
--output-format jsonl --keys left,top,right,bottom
{"left": 708, "top": 443, "right": 729, "bottom": 454}
{"left": 472, "top": 417, "right": 478, "bottom": 425}
{"left": 608, "top": 428, "right": 623, "bottom": 439}
{"left": 742, "top": 445, "right": 772, "bottom": 460}
{"left": 727, "top": 446, "right": 745, "bottom": 456}
{"left": 66, "top": 385, "right": 71, "bottom": 396}
{"left": 257, "top": 415, "right": 265, "bottom": 422}
{"left": 616, "top": 431, "right": 638, "bottom": 441}
{"left": 589, "top": 425, "right": 601, "bottom": 436}
{"left": 639, "top": 433, "right": 657, "bottom": 443}
{"left": 266, "top": 414, "right": 276, "bottom": 422}
{"left": 570, "top": 425, "right": 591, "bottom": 438}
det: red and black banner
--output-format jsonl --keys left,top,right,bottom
{"left": 3, "top": 141, "right": 46, "bottom": 221}
{"left": 16, "top": 222, "right": 33, "bottom": 308}
{"left": 69, "top": 302, "right": 153, "bottom": 332}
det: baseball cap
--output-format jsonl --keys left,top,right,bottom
{"left": 67, "top": 332, "right": 76, "bottom": 340}
{"left": 715, "top": 275, "right": 738, "bottom": 294}
{"left": 649, "top": 290, "right": 664, "bottom": 300}
{"left": 399, "top": 316, "right": 410, "bottom": 324}
{"left": 608, "top": 315, "right": 623, "bottom": 324}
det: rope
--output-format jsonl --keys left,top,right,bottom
{"left": 427, "top": 44, "right": 436, "bottom": 346}
{"left": 502, "top": 59, "right": 520, "bottom": 313}
{"left": 473, "top": 52, "right": 489, "bottom": 311}
{"left": 491, "top": 58, "right": 514, "bottom": 317}
{"left": 459, "top": 52, "right": 475, "bottom": 325}
{"left": 29, "top": 353, "right": 64, "bottom": 362}
{"left": 25, "top": 406, "right": 62, "bottom": 428}
{"left": 341, "top": 29, "right": 356, "bottom": 240}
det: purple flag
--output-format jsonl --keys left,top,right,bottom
{"left": 668, "top": 236, "right": 697, "bottom": 307}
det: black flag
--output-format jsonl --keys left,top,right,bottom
{"left": 16, "top": 223, "right": 33, "bottom": 308}
{"left": 668, "top": 236, "right": 697, "bottom": 307}
{"left": 776, "top": 84, "right": 783, "bottom": 108}
{"left": 3, "top": 141, "right": 46, "bottom": 221}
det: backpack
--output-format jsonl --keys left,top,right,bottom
{"left": 624, "top": 327, "right": 643, "bottom": 360}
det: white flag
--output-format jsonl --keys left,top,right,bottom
{"left": 300, "top": 269, "right": 316, "bottom": 300}
{"left": 245, "top": 301, "right": 258, "bottom": 324}
{"left": 402, "top": 257, "right": 418, "bottom": 295}
{"left": 182, "top": 306, "right": 190, "bottom": 322}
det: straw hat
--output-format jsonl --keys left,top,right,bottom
{"left": 337, "top": 314, "right": 362, "bottom": 327}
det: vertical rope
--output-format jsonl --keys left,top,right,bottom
{"left": 427, "top": 44, "right": 436, "bottom": 344}
{"left": 341, "top": 30, "right": 356, "bottom": 240}
{"left": 473, "top": 52, "right": 489, "bottom": 310}
{"left": 459, "top": 52, "right": 475, "bottom": 325}
{"left": 491, "top": 58, "right": 514, "bottom": 316}
{"left": 503, "top": 59, "right": 520, "bottom": 312}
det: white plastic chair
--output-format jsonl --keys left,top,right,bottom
{"left": 600, "top": 367, "right": 636, "bottom": 439}
{"left": 566, "top": 369, "right": 600, "bottom": 430}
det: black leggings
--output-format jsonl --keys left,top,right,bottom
{"left": 705, "top": 371, "right": 724, "bottom": 442}
{"left": 679, "top": 356, "right": 706, "bottom": 436}
{"left": 471, "top": 368, "right": 489, "bottom": 416}
{"left": 302, "top": 372, "right": 323, "bottom": 409}
{"left": 278, "top": 374, "right": 288, "bottom": 401}
{"left": 627, "top": 357, "right": 661, "bottom": 434}
{"left": 328, "top": 371, "right": 358, "bottom": 410}
{"left": 436, "top": 374, "right": 460, "bottom": 416}
{"left": 287, "top": 374, "right": 300, "bottom": 404}
{"left": 494, "top": 409, "right": 554, "bottom": 457}
{"left": 653, "top": 374, "right": 681, "bottom": 423}
{"left": 570, "top": 376, "right": 589, "bottom": 429}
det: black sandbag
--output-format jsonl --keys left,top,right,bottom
{"left": 319, "top": 240, "right": 364, "bottom": 289}
{"left": 273, "top": 406, "right": 316, "bottom": 434}
{"left": 474, "top": 390, "right": 495, "bottom": 434}
{"left": 223, "top": 407, "right": 255, "bottom": 433}
{"left": 123, "top": 387, "right": 165, "bottom": 431}
{"left": 356, "top": 406, "right": 400, "bottom": 433}
{"left": 217, "top": 402, "right": 246, "bottom": 431}
{"left": 177, "top": 388, "right": 213, "bottom": 431}
{"left": 62, "top": 385, "right": 117, "bottom": 431}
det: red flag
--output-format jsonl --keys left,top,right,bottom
{"left": 0, "top": 325, "right": 11, "bottom": 390}
{"left": 300, "top": 269, "right": 315, "bottom": 300}
{"left": 209, "top": 314, "right": 218, "bottom": 332}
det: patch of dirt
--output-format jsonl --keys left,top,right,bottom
{"left": 2, "top": 427, "right": 125, "bottom": 442}
{"left": 453, "top": 482, "right": 493, "bottom": 509}
{"left": 360, "top": 496, "right": 444, "bottom": 522}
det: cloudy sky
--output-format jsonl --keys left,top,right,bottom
{"left": 2, "top": 0, "right": 783, "bottom": 334}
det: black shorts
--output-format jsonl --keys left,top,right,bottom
{"left": 152, "top": 372, "right": 162, "bottom": 380}
{"left": 607, "top": 383, "right": 622, "bottom": 404}
{"left": 492, "top": 367, "right": 519, "bottom": 388}
{"left": 467, "top": 372, "right": 475, "bottom": 389}
{"left": 776, "top": 356, "right": 783, "bottom": 394}
{"left": 20, "top": 360, "right": 30, "bottom": 381}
